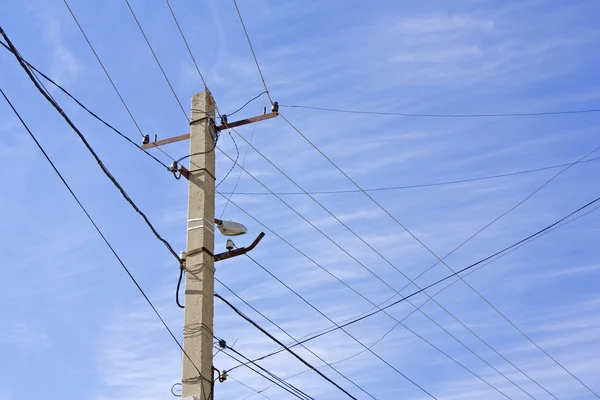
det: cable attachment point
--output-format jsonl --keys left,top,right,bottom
{"left": 271, "top": 101, "right": 279, "bottom": 114}
{"left": 142, "top": 134, "right": 150, "bottom": 145}
{"left": 169, "top": 161, "right": 183, "bottom": 180}
{"left": 221, "top": 114, "right": 228, "bottom": 126}
{"left": 218, "top": 338, "right": 227, "bottom": 348}
{"left": 218, "top": 370, "right": 228, "bottom": 383}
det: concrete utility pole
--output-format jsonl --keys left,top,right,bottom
{"left": 181, "top": 91, "right": 216, "bottom": 400}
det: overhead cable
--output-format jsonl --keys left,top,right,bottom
{"left": 231, "top": 0, "right": 273, "bottom": 105}
{"left": 279, "top": 201, "right": 600, "bottom": 386}
{"left": 163, "top": 0, "right": 209, "bottom": 90}
{"left": 219, "top": 343, "right": 314, "bottom": 400}
{"left": 225, "top": 91, "right": 267, "bottom": 117}
{"left": 1, "top": 26, "right": 181, "bottom": 264}
{"left": 0, "top": 41, "right": 170, "bottom": 170}
{"left": 0, "top": 86, "right": 207, "bottom": 395}
{"left": 280, "top": 104, "right": 600, "bottom": 118}
{"left": 220, "top": 156, "right": 600, "bottom": 196}
{"left": 215, "top": 143, "right": 525, "bottom": 397}
{"left": 234, "top": 194, "right": 600, "bottom": 364}
{"left": 62, "top": 0, "right": 146, "bottom": 138}
{"left": 215, "top": 293, "right": 361, "bottom": 400}
{"left": 216, "top": 346, "right": 309, "bottom": 400}
{"left": 216, "top": 277, "right": 380, "bottom": 400}
{"left": 123, "top": 0, "right": 189, "bottom": 121}
{"left": 279, "top": 111, "right": 599, "bottom": 398}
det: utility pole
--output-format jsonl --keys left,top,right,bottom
{"left": 181, "top": 91, "right": 216, "bottom": 400}
{"left": 140, "top": 90, "right": 275, "bottom": 400}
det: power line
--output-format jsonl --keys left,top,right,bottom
{"left": 62, "top": 0, "right": 179, "bottom": 165}
{"left": 0, "top": 86, "right": 208, "bottom": 396}
{"left": 220, "top": 156, "right": 600, "bottom": 196}
{"left": 225, "top": 91, "right": 267, "bottom": 117}
{"left": 1, "top": 26, "right": 182, "bottom": 265}
{"left": 280, "top": 104, "right": 600, "bottom": 118}
{"left": 62, "top": 0, "right": 145, "bottom": 138}
{"left": 227, "top": 373, "right": 276, "bottom": 400}
{"left": 204, "top": 6, "right": 580, "bottom": 390}
{"left": 163, "top": 0, "right": 209, "bottom": 90}
{"left": 231, "top": 0, "right": 273, "bottom": 105}
{"left": 214, "top": 11, "right": 598, "bottom": 390}
{"left": 230, "top": 253, "right": 515, "bottom": 399}
{"left": 253, "top": 191, "right": 595, "bottom": 392}
{"left": 215, "top": 134, "right": 537, "bottom": 398}
{"left": 200, "top": 4, "right": 586, "bottom": 387}
{"left": 220, "top": 344, "right": 314, "bottom": 400}
{"left": 279, "top": 112, "right": 599, "bottom": 398}
{"left": 223, "top": 8, "right": 595, "bottom": 394}
{"left": 220, "top": 97, "right": 264, "bottom": 218}
{"left": 0, "top": 40, "right": 170, "bottom": 170}
{"left": 216, "top": 346, "right": 309, "bottom": 400}
{"left": 234, "top": 194, "right": 600, "bottom": 366}
{"left": 216, "top": 131, "right": 240, "bottom": 189}
{"left": 286, "top": 201, "right": 600, "bottom": 386}
{"left": 215, "top": 293, "right": 362, "bottom": 400}
{"left": 211, "top": 184, "right": 526, "bottom": 398}
{"left": 216, "top": 277, "right": 380, "bottom": 400}
{"left": 123, "top": 0, "right": 189, "bottom": 121}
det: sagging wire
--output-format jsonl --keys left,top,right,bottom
{"left": 176, "top": 117, "right": 220, "bottom": 164}
{"left": 216, "top": 131, "right": 239, "bottom": 189}
{"left": 225, "top": 90, "right": 267, "bottom": 117}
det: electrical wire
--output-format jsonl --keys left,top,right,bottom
{"left": 220, "top": 95, "right": 265, "bottom": 218}
{"left": 216, "top": 277, "right": 381, "bottom": 400}
{"left": 280, "top": 104, "right": 600, "bottom": 118}
{"left": 225, "top": 91, "right": 267, "bottom": 117}
{"left": 264, "top": 201, "right": 600, "bottom": 391}
{"left": 215, "top": 293, "right": 361, "bottom": 400}
{"left": 229, "top": 374, "right": 276, "bottom": 400}
{"left": 0, "top": 86, "right": 208, "bottom": 397}
{"left": 219, "top": 156, "right": 600, "bottom": 196}
{"left": 163, "top": 0, "right": 209, "bottom": 90}
{"left": 233, "top": 194, "right": 600, "bottom": 366}
{"left": 231, "top": 0, "right": 273, "bottom": 105}
{"left": 123, "top": 0, "right": 189, "bottom": 121}
{"left": 176, "top": 264, "right": 185, "bottom": 309}
{"left": 1, "top": 26, "right": 182, "bottom": 265}
{"left": 216, "top": 131, "right": 240, "bottom": 189}
{"left": 217, "top": 8, "right": 597, "bottom": 391}
{"left": 227, "top": 253, "right": 513, "bottom": 399}
{"left": 222, "top": 344, "right": 315, "bottom": 400}
{"left": 176, "top": 132, "right": 219, "bottom": 163}
{"left": 211, "top": 183, "right": 513, "bottom": 398}
{"left": 279, "top": 112, "right": 600, "bottom": 398}
{"left": 0, "top": 41, "right": 170, "bottom": 170}
{"left": 62, "top": 0, "right": 177, "bottom": 164}
{"left": 62, "top": 0, "right": 145, "bottom": 138}
{"left": 215, "top": 139, "right": 532, "bottom": 397}
{"left": 216, "top": 346, "right": 309, "bottom": 400}
{"left": 222, "top": 7, "right": 596, "bottom": 394}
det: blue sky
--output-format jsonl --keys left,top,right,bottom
{"left": 1, "top": 0, "right": 599, "bottom": 399}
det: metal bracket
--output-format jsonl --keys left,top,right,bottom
{"left": 140, "top": 110, "right": 278, "bottom": 150}
{"left": 216, "top": 111, "right": 278, "bottom": 132}
{"left": 214, "top": 232, "right": 265, "bottom": 262}
{"left": 184, "top": 233, "right": 264, "bottom": 262}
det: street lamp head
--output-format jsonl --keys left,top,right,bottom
{"left": 215, "top": 219, "right": 247, "bottom": 236}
